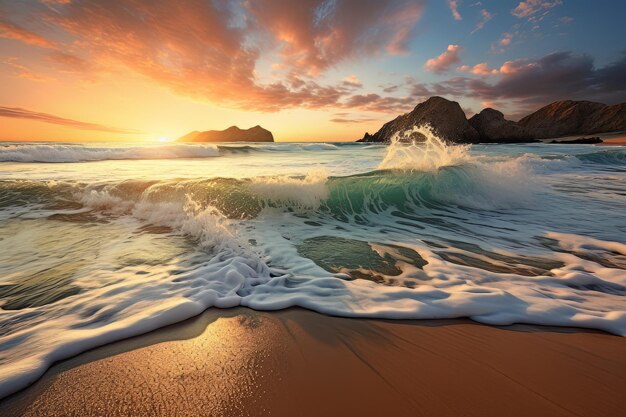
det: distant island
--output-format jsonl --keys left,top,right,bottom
{"left": 178, "top": 125, "right": 274, "bottom": 142}
{"left": 358, "top": 96, "right": 626, "bottom": 144}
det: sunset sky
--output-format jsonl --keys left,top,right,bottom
{"left": 1, "top": 0, "right": 625, "bottom": 142}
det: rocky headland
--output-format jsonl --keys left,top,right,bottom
{"left": 358, "top": 97, "right": 625, "bottom": 144}
{"left": 179, "top": 125, "right": 274, "bottom": 142}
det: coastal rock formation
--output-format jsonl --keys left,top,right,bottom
{"left": 518, "top": 100, "right": 626, "bottom": 138}
{"left": 179, "top": 125, "right": 274, "bottom": 142}
{"left": 468, "top": 108, "right": 534, "bottom": 143}
{"left": 357, "top": 96, "right": 480, "bottom": 144}
{"left": 357, "top": 97, "right": 626, "bottom": 144}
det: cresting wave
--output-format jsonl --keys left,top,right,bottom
{"left": 0, "top": 128, "right": 625, "bottom": 399}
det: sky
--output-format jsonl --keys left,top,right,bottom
{"left": 1, "top": 0, "right": 625, "bottom": 142}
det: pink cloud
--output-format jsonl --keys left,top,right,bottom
{"left": 342, "top": 75, "right": 363, "bottom": 88}
{"left": 499, "top": 33, "right": 513, "bottom": 46}
{"left": 499, "top": 60, "right": 536, "bottom": 75}
{"left": 459, "top": 62, "right": 499, "bottom": 75}
{"left": 425, "top": 44, "right": 463, "bottom": 74}
{"left": 448, "top": 0, "right": 462, "bottom": 21}
{"left": 471, "top": 9, "right": 493, "bottom": 34}
{"left": 512, "top": 0, "right": 562, "bottom": 18}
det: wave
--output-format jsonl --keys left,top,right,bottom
{"left": 0, "top": 142, "right": 352, "bottom": 163}
{"left": 575, "top": 149, "right": 626, "bottom": 166}
{"left": 0, "top": 143, "right": 221, "bottom": 163}
{"left": 0, "top": 158, "right": 536, "bottom": 221}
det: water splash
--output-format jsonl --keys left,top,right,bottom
{"left": 378, "top": 125, "right": 471, "bottom": 171}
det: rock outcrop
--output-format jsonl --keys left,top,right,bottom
{"left": 357, "top": 97, "right": 480, "bottom": 144}
{"left": 468, "top": 108, "right": 535, "bottom": 143}
{"left": 179, "top": 125, "right": 274, "bottom": 142}
{"left": 518, "top": 100, "right": 626, "bottom": 138}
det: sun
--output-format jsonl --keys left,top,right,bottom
{"left": 158, "top": 136, "right": 173, "bottom": 143}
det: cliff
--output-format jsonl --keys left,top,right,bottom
{"left": 518, "top": 100, "right": 626, "bottom": 138}
{"left": 468, "top": 108, "right": 534, "bottom": 143}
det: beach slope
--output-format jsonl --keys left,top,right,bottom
{"left": 1, "top": 308, "right": 625, "bottom": 417}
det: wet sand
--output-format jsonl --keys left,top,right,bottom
{"left": 1, "top": 308, "right": 625, "bottom": 417}
{"left": 597, "top": 136, "right": 626, "bottom": 146}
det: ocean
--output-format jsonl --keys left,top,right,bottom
{"left": 1, "top": 127, "right": 625, "bottom": 398}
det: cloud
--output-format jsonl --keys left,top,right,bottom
{"left": 342, "top": 93, "right": 415, "bottom": 113}
{"left": 0, "top": 18, "right": 56, "bottom": 49}
{"left": 342, "top": 75, "right": 363, "bottom": 88}
{"left": 558, "top": 16, "right": 573, "bottom": 24}
{"left": 2, "top": 58, "right": 52, "bottom": 82}
{"left": 247, "top": 0, "right": 424, "bottom": 74}
{"left": 330, "top": 112, "right": 379, "bottom": 124}
{"left": 1, "top": 0, "right": 425, "bottom": 112}
{"left": 425, "top": 44, "right": 462, "bottom": 74}
{"left": 0, "top": 106, "right": 141, "bottom": 134}
{"left": 499, "top": 33, "right": 513, "bottom": 46}
{"left": 430, "top": 76, "right": 471, "bottom": 97}
{"left": 448, "top": 1, "right": 462, "bottom": 20}
{"left": 458, "top": 62, "right": 499, "bottom": 75}
{"left": 389, "top": 51, "right": 626, "bottom": 117}
{"left": 512, "top": 0, "right": 562, "bottom": 19}
{"left": 467, "top": 52, "right": 626, "bottom": 108}
{"left": 381, "top": 84, "right": 400, "bottom": 93}
{"left": 471, "top": 9, "right": 493, "bottom": 34}
{"left": 48, "top": 52, "right": 91, "bottom": 73}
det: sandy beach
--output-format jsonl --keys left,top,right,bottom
{"left": 1, "top": 308, "right": 624, "bottom": 417}
{"left": 597, "top": 136, "right": 626, "bottom": 146}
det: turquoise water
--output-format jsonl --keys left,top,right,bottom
{"left": 0, "top": 134, "right": 625, "bottom": 398}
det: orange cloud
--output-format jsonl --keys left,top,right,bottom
{"left": 458, "top": 63, "right": 499, "bottom": 75}
{"left": 0, "top": 106, "right": 140, "bottom": 134}
{"left": 2, "top": 0, "right": 424, "bottom": 113}
{"left": 0, "top": 19, "right": 56, "bottom": 49}
{"left": 425, "top": 45, "right": 462, "bottom": 74}
{"left": 2, "top": 58, "right": 52, "bottom": 82}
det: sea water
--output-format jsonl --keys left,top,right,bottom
{"left": 0, "top": 127, "right": 625, "bottom": 398}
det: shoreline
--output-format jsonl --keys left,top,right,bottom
{"left": 1, "top": 308, "right": 625, "bottom": 417}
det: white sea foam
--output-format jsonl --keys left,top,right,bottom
{"left": 249, "top": 169, "right": 329, "bottom": 210}
{"left": 378, "top": 125, "right": 471, "bottom": 171}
